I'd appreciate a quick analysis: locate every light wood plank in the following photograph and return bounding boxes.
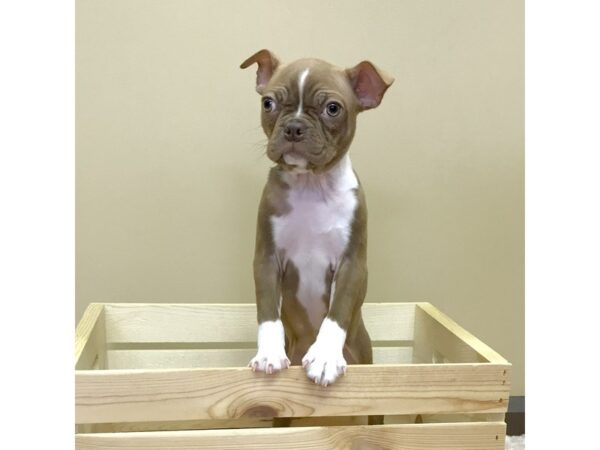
[373,346,413,364]
[416,303,509,364]
[107,349,256,369]
[76,422,506,450]
[364,302,416,341]
[106,347,414,369]
[87,418,272,433]
[76,364,509,424]
[104,304,257,344]
[103,303,416,344]
[386,413,506,424]
[75,303,106,370]
[413,304,511,376]
[83,412,505,433]
[86,416,367,433]
[413,305,481,364]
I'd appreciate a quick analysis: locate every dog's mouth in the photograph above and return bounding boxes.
[282,147,307,167]
[267,138,335,173]
[277,155,311,173]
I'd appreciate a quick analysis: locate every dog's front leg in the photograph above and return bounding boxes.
[302,255,367,386]
[249,243,290,374]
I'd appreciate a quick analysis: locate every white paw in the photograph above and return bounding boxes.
[249,348,290,374]
[302,344,347,386]
[302,317,348,386]
[249,320,290,374]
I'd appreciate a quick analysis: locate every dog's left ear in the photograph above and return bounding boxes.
[240,49,280,94]
[346,61,394,110]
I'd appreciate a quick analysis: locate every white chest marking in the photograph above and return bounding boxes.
[271,155,358,328]
[295,68,310,118]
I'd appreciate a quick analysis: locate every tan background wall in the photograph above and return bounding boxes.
[76,0,524,395]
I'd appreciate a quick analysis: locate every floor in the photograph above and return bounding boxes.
[505,435,525,449]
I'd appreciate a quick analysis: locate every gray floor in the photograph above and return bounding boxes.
[505,435,525,449]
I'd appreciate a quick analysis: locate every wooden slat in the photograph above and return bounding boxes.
[75,422,506,450]
[364,303,415,341]
[413,303,511,369]
[373,346,413,364]
[416,303,509,364]
[81,412,505,433]
[107,349,256,370]
[75,303,106,370]
[386,413,506,424]
[106,346,414,370]
[413,305,482,364]
[85,418,273,433]
[104,304,257,344]
[76,364,510,424]
[103,303,416,344]
[85,416,367,433]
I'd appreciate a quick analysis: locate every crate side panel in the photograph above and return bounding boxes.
[106,346,414,370]
[83,412,505,433]
[107,349,256,369]
[385,413,506,424]
[104,303,416,344]
[76,422,506,450]
[75,304,106,370]
[416,303,508,364]
[104,304,258,344]
[76,364,510,424]
[364,303,416,341]
[413,305,488,364]
[86,416,367,433]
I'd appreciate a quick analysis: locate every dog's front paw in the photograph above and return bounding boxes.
[249,320,289,374]
[249,348,290,374]
[302,344,347,386]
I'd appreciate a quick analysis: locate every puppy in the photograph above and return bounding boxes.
[242,49,393,387]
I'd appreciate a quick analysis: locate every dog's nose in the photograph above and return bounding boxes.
[284,120,306,142]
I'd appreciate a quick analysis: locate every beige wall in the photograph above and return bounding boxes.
[76,0,524,395]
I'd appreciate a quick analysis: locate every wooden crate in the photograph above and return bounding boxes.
[75,302,511,449]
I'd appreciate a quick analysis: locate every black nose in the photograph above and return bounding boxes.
[284,120,307,142]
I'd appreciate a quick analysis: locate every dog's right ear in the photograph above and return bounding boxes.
[240,49,280,94]
[346,61,394,110]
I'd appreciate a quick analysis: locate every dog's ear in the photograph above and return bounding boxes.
[346,61,394,110]
[240,49,280,94]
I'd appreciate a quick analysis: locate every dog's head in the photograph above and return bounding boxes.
[241,50,393,173]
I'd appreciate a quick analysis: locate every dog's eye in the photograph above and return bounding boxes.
[326,102,341,117]
[262,97,275,112]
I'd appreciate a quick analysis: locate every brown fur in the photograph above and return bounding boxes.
[243,50,393,370]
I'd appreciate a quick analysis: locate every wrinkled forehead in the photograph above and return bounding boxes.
[266,58,356,105]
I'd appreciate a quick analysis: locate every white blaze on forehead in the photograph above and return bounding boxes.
[295,68,310,117]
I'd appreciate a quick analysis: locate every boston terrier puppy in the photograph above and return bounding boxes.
[242,50,393,387]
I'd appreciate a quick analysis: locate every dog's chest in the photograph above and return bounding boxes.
[271,174,358,327]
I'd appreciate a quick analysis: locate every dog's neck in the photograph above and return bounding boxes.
[279,154,358,197]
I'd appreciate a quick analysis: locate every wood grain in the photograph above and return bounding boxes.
[106,346,414,369]
[85,416,366,433]
[76,364,510,424]
[103,303,416,344]
[416,303,508,364]
[75,422,506,450]
[83,412,505,433]
[75,301,511,450]
[75,303,106,370]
